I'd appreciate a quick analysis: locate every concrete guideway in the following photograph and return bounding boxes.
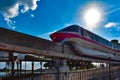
[0,42,112,63]
[0,27,117,63]
[0,27,120,80]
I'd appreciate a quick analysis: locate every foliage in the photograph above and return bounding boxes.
[67,61,96,70]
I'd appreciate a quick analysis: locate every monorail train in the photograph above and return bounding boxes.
[50,25,120,61]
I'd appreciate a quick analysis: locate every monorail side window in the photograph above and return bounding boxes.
[78,27,81,36]
[99,37,104,44]
[106,41,110,47]
[98,37,102,44]
[108,42,113,48]
[101,39,106,45]
[94,35,99,42]
[83,30,91,39]
[118,45,120,50]
[79,27,84,36]
[88,32,94,40]
[113,44,118,50]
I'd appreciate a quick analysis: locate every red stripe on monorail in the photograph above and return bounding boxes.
[50,32,120,52]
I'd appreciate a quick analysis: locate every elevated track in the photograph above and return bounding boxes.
[0,27,120,80]
[0,27,119,63]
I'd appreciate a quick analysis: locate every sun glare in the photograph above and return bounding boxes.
[83,7,102,29]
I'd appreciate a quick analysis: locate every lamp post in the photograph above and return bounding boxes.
[16,59,19,75]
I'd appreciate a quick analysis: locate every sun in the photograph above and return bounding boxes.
[83,7,102,29]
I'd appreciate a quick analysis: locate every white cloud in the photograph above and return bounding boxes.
[38,30,56,40]
[30,14,35,17]
[0,0,40,29]
[20,0,39,13]
[4,18,16,29]
[104,22,118,28]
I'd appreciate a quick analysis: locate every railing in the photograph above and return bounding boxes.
[1,66,120,80]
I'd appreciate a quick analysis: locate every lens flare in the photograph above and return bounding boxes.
[82,3,103,30]
[84,8,101,26]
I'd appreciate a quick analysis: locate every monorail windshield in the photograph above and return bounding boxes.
[59,25,78,32]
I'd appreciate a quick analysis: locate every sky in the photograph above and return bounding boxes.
[0,0,120,70]
[0,0,120,41]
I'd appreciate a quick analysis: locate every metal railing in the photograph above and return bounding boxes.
[1,66,120,80]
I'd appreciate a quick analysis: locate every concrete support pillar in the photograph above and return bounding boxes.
[32,61,34,80]
[59,59,70,80]
[25,61,26,74]
[50,58,70,80]
[9,52,14,76]
[32,61,34,74]
[59,59,69,72]
[16,62,19,75]
[20,61,22,75]
[108,58,111,80]
[40,61,42,73]
[50,58,60,80]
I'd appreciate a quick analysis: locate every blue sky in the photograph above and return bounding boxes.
[0,0,120,41]
[0,0,120,70]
